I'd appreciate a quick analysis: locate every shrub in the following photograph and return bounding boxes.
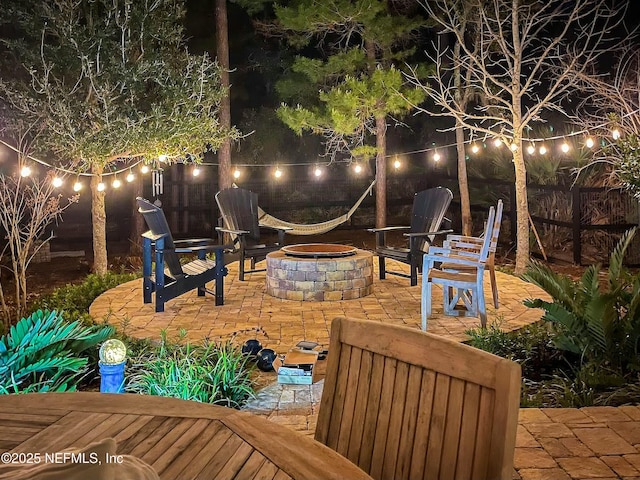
[33,272,137,324]
[126,330,255,408]
[0,309,114,394]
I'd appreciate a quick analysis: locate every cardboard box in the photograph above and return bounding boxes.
[275,349,318,385]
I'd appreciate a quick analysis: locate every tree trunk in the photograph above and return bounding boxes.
[455,121,471,235]
[375,113,387,228]
[129,175,145,256]
[216,0,232,192]
[91,164,108,274]
[512,138,529,275]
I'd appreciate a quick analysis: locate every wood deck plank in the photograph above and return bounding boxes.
[169,421,232,479]
[210,440,254,479]
[151,417,211,475]
[251,459,280,480]
[199,432,246,478]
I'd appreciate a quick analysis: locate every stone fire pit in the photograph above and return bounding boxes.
[266,244,374,301]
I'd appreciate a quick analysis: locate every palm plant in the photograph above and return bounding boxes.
[0,309,114,393]
[522,228,640,373]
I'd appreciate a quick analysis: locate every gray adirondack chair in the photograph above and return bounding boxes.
[368,187,453,286]
[137,197,229,312]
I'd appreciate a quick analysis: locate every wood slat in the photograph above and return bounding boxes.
[471,387,495,479]
[199,433,246,478]
[455,382,482,480]
[116,415,169,454]
[172,421,234,479]
[113,415,156,444]
[439,377,466,480]
[369,357,397,480]
[394,365,423,480]
[336,346,362,455]
[424,373,451,478]
[358,352,385,473]
[210,439,254,479]
[347,349,373,464]
[151,417,211,475]
[272,470,293,480]
[382,360,409,480]
[143,418,197,464]
[235,450,268,479]
[325,344,352,450]
[408,369,436,480]
[251,458,280,480]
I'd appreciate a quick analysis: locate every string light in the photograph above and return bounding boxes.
[314,166,323,177]
[493,138,502,148]
[52,176,63,188]
[158,154,168,163]
[140,164,150,174]
[20,165,31,177]
[73,176,82,192]
[233,168,241,179]
[192,166,201,177]
[510,143,518,152]
[612,128,621,140]
[560,141,570,153]
[539,145,548,155]
[433,151,441,162]
[471,144,480,154]
[274,166,282,178]
[354,163,362,174]
[126,170,135,182]
[112,177,122,189]
[97,182,106,192]
[393,159,401,169]
[585,137,595,148]
[527,144,536,155]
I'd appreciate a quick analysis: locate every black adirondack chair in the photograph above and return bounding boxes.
[368,187,453,286]
[215,187,291,281]
[137,197,230,312]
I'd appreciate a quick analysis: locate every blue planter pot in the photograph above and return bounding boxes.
[99,361,125,393]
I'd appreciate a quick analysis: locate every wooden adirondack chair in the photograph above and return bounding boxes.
[215,187,291,281]
[442,199,504,309]
[368,187,453,286]
[137,198,229,313]
[421,205,496,330]
[316,317,521,480]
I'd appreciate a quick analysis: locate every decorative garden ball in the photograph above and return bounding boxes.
[242,339,262,356]
[256,349,277,371]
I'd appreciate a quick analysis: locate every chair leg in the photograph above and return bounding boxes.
[421,276,432,331]
[239,259,245,281]
[476,275,487,328]
[378,256,386,280]
[410,261,418,287]
[490,266,499,309]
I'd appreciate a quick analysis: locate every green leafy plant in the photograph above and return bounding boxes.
[0,309,114,394]
[126,330,255,408]
[33,272,137,324]
[522,227,640,372]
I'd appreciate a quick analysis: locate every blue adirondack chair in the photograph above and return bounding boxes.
[421,204,496,330]
[137,198,230,313]
[368,187,453,286]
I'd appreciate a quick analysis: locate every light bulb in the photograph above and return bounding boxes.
[20,165,32,177]
[233,169,241,179]
[97,182,106,192]
[539,145,548,155]
[433,152,441,162]
[585,137,595,148]
[493,138,502,148]
[192,167,201,177]
[612,129,621,140]
[471,144,480,154]
[314,167,322,177]
[140,165,150,174]
[99,339,127,365]
[527,144,536,155]
[158,154,168,163]
[126,172,135,182]
[274,168,282,178]
[393,159,401,169]
[354,164,362,174]
[73,181,82,192]
[510,143,518,152]
[561,142,570,153]
[112,178,122,188]
[52,177,63,188]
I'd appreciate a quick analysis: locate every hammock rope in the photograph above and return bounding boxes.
[256,179,376,235]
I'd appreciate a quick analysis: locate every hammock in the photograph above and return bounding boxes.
[256,179,376,235]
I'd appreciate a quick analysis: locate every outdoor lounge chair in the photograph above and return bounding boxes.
[368,187,453,286]
[316,317,521,480]
[441,199,504,309]
[215,187,291,280]
[137,197,229,313]
[421,204,496,330]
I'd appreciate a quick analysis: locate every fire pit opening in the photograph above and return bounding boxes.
[266,244,373,301]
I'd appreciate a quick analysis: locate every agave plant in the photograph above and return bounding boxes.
[522,228,640,373]
[0,309,114,393]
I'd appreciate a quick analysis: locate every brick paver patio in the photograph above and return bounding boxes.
[90,259,640,480]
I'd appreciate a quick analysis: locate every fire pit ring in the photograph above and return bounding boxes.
[281,243,357,258]
[266,244,373,301]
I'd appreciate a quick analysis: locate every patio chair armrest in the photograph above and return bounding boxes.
[177,244,233,254]
[367,226,410,232]
[142,230,170,242]
[423,252,484,269]
[403,229,453,238]
[444,239,484,250]
[216,226,250,236]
